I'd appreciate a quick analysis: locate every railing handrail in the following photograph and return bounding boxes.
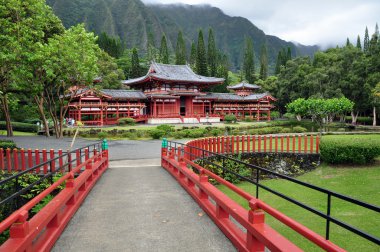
[166,135,380,247]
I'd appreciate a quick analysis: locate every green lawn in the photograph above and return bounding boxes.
[217,163,380,251]
[0,131,36,136]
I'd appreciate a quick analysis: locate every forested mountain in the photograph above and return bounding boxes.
[46,0,319,70]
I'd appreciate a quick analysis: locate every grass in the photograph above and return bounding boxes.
[0,131,36,136]
[217,163,380,251]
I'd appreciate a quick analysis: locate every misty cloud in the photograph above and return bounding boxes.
[143,0,379,47]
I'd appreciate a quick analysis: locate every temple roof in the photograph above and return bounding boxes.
[227,82,261,90]
[101,89,146,100]
[122,62,225,86]
[197,92,275,101]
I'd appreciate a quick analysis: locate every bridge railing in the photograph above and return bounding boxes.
[0,142,109,251]
[162,135,380,251]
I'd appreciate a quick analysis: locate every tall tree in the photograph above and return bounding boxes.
[259,43,268,80]
[364,26,370,53]
[0,0,63,136]
[346,38,351,47]
[356,35,362,50]
[243,37,255,83]
[275,50,283,75]
[130,48,141,78]
[97,32,124,58]
[207,28,217,77]
[196,29,208,75]
[159,34,169,64]
[96,51,125,89]
[175,31,186,65]
[146,31,158,62]
[189,42,197,69]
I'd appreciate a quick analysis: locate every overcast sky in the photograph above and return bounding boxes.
[143,0,379,48]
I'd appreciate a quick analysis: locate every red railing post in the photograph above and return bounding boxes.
[247,135,251,153]
[275,136,278,153]
[236,136,240,153]
[247,200,265,251]
[76,149,81,167]
[253,136,256,152]
[6,149,11,173]
[231,136,235,154]
[13,149,19,171]
[242,136,245,153]
[68,150,72,172]
[27,149,33,169]
[281,136,284,152]
[221,137,225,153]
[20,149,26,171]
[213,137,217,153]
[9,210,29,239]
[0,148,4,171]
[50,149,55,173]
[258,136,261,152]
[35,149,40,173]
[85,148,89,161]
[217,137,221,153]
[292,136,296,153]
[263,136,267,152]
[304,135,308,153]
[269,135,273,152]
[42,149,48,174]
[287,136,290,152]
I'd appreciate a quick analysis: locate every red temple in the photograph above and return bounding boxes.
[67,62,276,125]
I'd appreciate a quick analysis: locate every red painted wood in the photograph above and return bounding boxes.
[258,136,261,152]
[287,136,290,152]
[236,136,240,153]
[28,149,33,169]
[13,149,19,171]
[231,136,235,154]
[21,149,26,171]
[247,136,251,152]
[50,150,55,173]
[292,136,296,153]
[263,136,267,152]
[76,149,81,167]
[310,136,314,153]
[252,136,256,152]
[0,149,4,171]
[304,135,308,153]
[298,135,301,153]
[43,149,48,174]
[316,136,320,153]
[35,149,40,173]
[242,136,245,153]
[217,137,221,153]
[58,150,63,173]
[221,137,225,153]
[281,136,284,152]
[269,136,272,152]
[275,136,278,153]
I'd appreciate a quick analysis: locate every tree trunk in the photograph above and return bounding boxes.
[373,106,377,126]
[296,115,301,121]
[34,95,50,137]
[351,111,359,125]
[1,95,13,137]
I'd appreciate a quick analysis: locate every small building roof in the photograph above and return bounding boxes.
[101,89,146,100]
[122,62,225,86]
[227,81,261,90]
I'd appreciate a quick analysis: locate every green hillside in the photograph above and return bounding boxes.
[46,0,319,70]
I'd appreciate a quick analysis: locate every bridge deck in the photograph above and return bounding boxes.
[52,159,235,251]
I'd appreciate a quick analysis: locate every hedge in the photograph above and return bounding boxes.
[0,121,38,133]
[0,140,17,150]
[320,135,380,164]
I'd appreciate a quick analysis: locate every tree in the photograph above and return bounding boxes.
[346,38,351,47]
[373,83,380,126]
[356,35,362,50]
[243,37,255,83]
[196,29,208,76]
[146,31,158,62]
[259,43,268,80]
[96,51,125,89]
[175,31,186,65]
[97,32,124,58]
[189,41,197,69]
[40,24,100,138]
[0,0,64,136]
[364,26,370,53]
[130,48,141,78]
[207,28,217,76]
[159,34,169,64]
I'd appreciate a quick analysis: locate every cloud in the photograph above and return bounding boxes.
[142,0,380,47]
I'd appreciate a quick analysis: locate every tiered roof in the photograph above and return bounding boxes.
[122,62,224,86]
[197,92,275,102]
[227,82,261,90]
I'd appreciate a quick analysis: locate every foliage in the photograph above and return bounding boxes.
[243,37,255,83]
[0,140,17,150]
[292,126,307,133]
[95,51,125,89]
[320,135,380,164]
[175,31,186,65]
[224,114,237,123]
[159,34,169,64]
[130,47,141,78]
[149,129,166,139]
[345,116,372,125]
[156,124,174,136]
[97,131,108,139]
[207,28,217,76]
[0,121,38,133]
[259,43,268,80]
[96,32,124,58]
[196,29,208,76]
[31,194,54,214]
[117,118,136,126]
[270,111,280,119]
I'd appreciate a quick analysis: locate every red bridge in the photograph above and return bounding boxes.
[0,135,379,251]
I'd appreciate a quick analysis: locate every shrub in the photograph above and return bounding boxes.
[224,114,237,123]
[270,111,281,119]
[0,121,38,133]
[150,129,166,139]
[345,116,372,125]
[117,118,136,125]
[156,124,174,136]
[283,113,295,119]
[0,140,17,149]
[320,135,380,164]
[281,127,292,133]
[97,131,108,140]
[292,126,308,133]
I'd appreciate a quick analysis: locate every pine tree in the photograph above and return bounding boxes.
[259,43,268,80]
[190,41,197,69]
[159,34,169,64]
[207,28,217,77]
[175,31,186,65]
[286,47,292,61]
[346,38,351,47]
[130,48,140,78]
[147,31,158,62]
[356,35,362,49]
[243,37,255,83]
[275,50,283,75]
[196,29,208,75]
[364,26,370,53]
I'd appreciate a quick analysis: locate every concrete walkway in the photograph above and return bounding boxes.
[52,159,235,251]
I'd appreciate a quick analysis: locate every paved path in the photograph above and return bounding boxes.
[4,136,234,251]
[52,160,235,251]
